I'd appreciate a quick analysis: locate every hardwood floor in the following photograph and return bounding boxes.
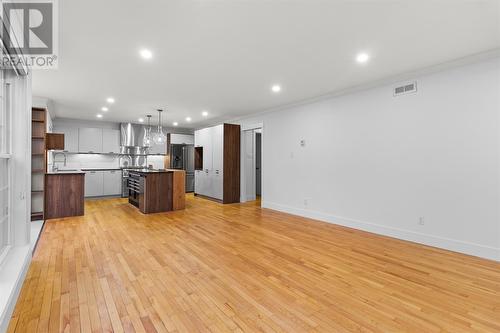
[8,194,500,332]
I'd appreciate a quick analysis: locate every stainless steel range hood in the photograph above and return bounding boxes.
[120,122,169,155]
[120,123,149,155]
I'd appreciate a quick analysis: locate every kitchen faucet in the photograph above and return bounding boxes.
[52,152,67,171]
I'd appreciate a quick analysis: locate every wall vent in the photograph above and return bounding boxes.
[394,82,417,96]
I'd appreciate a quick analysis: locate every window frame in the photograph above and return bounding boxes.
[0,75,13,264]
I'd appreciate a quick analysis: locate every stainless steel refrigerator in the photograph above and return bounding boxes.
[170,144,195,192]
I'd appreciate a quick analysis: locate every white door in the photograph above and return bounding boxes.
[204,168,213,198]
[55,126,78,152]
[102,129,120,154]
[200,127,212,173]
[102,170,122,196]
[243,130,256,201]
[194,169,203,194]
[85,171,104,197]
[79,128,103,153]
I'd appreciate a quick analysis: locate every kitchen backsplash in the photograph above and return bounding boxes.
[50,153,166,170]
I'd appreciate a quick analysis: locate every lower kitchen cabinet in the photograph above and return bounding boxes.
[84,170,103,197]
[103,170,122,196]
[85,170,122,197]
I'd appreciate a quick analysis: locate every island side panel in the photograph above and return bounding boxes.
[45,174,85,219]
[143,172,173,213]
[171,170,185,210]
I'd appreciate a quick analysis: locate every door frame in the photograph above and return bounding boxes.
[240,123,263,203]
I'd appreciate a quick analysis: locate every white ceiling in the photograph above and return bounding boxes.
[33,0,500,128]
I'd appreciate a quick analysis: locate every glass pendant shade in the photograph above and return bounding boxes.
[153,109,166,145]
[143,115,153,147]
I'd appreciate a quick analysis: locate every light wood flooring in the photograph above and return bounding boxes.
[8,194,500,332]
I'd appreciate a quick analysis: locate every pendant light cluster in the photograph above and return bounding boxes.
[143,109,166,147]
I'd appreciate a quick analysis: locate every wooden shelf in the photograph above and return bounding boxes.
[32,107,47,222]
[31,212,44,221]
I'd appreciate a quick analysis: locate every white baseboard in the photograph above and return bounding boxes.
[0,246,32,333]
[262,201,500,262]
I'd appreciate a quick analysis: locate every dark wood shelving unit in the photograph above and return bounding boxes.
[31,107,47,221]
[194,146,203,170]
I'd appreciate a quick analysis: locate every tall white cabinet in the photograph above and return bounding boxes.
[194,123,240,203]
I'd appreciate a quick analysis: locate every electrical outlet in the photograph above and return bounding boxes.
[418,217,425,225]
[303,198,308,206]
[300,139,306,147]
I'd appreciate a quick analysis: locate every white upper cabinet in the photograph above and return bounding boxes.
[54,126,78,152]
[199,127,212,172]
[212,125,223,173]
[78,128,103,153]
[149,141,167,154]
[170,133,194,145]
[102,129,120,154]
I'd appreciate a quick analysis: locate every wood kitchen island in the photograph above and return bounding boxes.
[127,169,185,214]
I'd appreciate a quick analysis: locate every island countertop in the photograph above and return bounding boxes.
[46,170,86,175]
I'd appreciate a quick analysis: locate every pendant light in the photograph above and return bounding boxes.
[143,115,153,147]
[153,108,166,145]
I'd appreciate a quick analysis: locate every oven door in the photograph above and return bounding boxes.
[128,173,141,207]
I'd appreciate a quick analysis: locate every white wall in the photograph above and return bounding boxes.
[234,57,500,261]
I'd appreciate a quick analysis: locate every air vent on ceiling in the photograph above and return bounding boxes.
[394,82,417,96]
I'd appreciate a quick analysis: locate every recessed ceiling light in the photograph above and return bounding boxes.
[271,84,281,93]
[139,48,153,60]
[138,118,144,123]
[106,97,115,104]
[202,111,208,117]
[101,106,109,112]
[96,114,103,118]
[173,122,178,126]
[185,117,191,122]
[356,52,370,64]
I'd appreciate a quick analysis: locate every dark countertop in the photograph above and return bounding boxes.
[46,170,86,175]
[80,168,122,171]
[127,169,173,174]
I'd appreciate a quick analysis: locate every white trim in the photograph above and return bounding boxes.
[240,125,263,203]
[262,201,500,262]
[0,246,32,333]
[241,122,263,131]
[0,154,10,159]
